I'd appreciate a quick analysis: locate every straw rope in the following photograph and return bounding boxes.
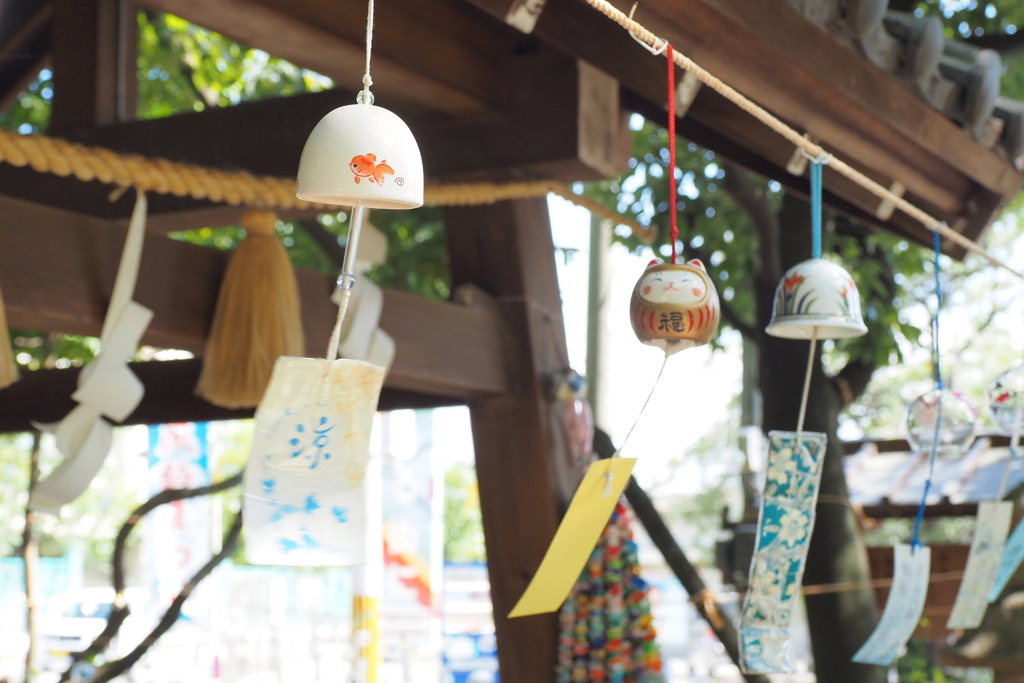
[582,0,1024,281]
[0,128,656,243]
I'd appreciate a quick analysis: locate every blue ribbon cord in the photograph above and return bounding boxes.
[911,232,944,552]
[811,161,823,260]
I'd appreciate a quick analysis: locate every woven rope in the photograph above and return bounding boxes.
[581,0,1024,280]
[0,129,655,244]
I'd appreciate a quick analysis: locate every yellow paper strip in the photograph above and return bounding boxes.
[508,457,637,618]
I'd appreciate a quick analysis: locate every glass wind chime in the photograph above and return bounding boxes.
[739,156,869,674]
[986,366,1024,605]
[242,0,424,566]
[852,233,982,665]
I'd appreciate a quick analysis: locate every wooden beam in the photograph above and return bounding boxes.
[637,0,1021,199]
[443,198,573,683]
[50,0,136,131]
[60,49,624,182]
[0,1,51,111]
[0,195,509,400]
[0,359,463,433]
[623,89,955,252]
[134,0,516,116]
[463,0,1022,250]
[0,47,625,226]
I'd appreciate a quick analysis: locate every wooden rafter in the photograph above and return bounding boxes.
[465,0,1024,252]
[133,0,517,116]
[0,0,51,112]
[0,195,510,400]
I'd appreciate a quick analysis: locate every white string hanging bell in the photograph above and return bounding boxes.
[295,0,422,211]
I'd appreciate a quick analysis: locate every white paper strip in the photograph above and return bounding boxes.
[853,544,930,666]
[243,356,385,566]
[990,516,1024,602]
[947,501,1013,629]
[30,192,152,514]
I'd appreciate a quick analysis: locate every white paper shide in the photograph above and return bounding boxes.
[243,356,385,566]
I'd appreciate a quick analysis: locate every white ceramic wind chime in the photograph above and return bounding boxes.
[739,156,869,675]
[241,0,423,566]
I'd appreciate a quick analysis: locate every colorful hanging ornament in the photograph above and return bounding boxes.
[765,160,867,341]
[630,258,719,354]
[983,359,1024,607]
[196,210,305,409]
[740,431,827,674]
[989,365,1024,434]
[242,0,421,566]
[855,232,955,665]
[629,45,720,356]
[765,258,868,339]
[557,496,664,683]
[742,156,862,674]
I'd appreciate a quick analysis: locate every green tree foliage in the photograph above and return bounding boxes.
[443,462,486,563]
[136,11,333,118]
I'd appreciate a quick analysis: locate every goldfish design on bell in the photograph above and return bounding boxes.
[630,258,720,355]
[349,153,394,185]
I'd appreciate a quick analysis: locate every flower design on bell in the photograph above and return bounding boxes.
[989,365,1024,435]
[765,258,868,340]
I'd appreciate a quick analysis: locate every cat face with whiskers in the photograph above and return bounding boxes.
[629,258,720,355]
[638,266,709,305]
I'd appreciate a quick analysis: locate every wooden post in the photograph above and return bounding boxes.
[443,199,574,683]
[50,0,136,132]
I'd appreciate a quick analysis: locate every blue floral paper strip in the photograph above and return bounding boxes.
[990,516,1024,602]
[740,431,826,674]
[853,544,930,666]
[947,501,1012,628]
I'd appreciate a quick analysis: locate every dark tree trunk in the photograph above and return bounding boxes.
[757,194,884,683]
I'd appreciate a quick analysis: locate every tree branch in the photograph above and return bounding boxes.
[687,244,760,341]
[720,162,781,289]
[833,358,876,406]
[92,511,244,683]
[61,473,243,682]
[964,31,1024,56]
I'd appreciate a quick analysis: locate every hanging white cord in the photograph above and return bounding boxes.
[361,0,375,97]
[795,328,818,445]
[604,351,670,495]
[325,0,375,363]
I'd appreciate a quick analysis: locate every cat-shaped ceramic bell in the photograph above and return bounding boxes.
[630,258,720,355]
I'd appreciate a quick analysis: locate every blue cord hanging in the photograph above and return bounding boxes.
[810,160,823,260]
[910,232,944,550]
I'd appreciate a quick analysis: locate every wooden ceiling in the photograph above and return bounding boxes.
[1,0,1023,423]
[2,0,1021,249]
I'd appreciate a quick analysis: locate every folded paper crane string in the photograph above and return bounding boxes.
[30,191,153,514]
